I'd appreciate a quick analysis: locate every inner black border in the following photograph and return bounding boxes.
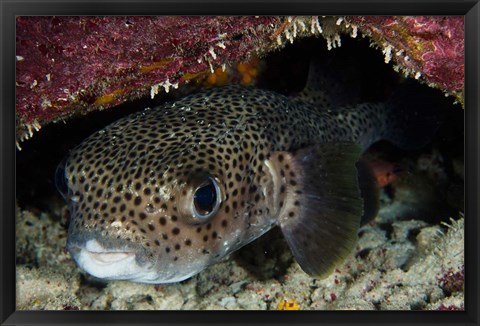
[1,1,479,325]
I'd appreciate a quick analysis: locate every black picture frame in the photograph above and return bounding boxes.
[1,1,479,325]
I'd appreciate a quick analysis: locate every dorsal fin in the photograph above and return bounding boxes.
[294,54,362,109]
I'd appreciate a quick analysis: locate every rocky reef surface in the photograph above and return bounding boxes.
[15,204,464,310]
[16,16,464,147]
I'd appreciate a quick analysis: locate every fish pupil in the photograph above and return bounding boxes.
[194,180,217,215]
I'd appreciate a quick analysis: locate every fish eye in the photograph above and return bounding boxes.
[55,157,70,199]
[193,176,221,220]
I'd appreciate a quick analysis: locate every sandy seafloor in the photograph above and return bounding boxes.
[15,37,465,311]
[15,201,465,310]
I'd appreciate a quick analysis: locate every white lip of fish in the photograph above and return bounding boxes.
[74,239,156,281]
[84,248,133,265]
[71,239,207,283]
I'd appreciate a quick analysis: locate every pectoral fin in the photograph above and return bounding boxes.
[269,142,365,278]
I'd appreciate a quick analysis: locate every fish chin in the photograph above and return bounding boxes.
[70,239,198,284]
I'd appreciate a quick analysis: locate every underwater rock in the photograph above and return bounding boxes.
[344,16,464,105]
[15,16,464,146]
[15,201,464,310]
[16,265,81,310]
[15,16,284,145]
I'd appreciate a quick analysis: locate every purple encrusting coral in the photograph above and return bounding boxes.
[436,304,464,311]
[438,265,465,295]
[345,16,464,100]
[15,16,281,142]
[15,16,464,146]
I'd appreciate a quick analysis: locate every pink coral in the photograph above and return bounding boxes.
[15,16,464,145]
[345,16,464,101]
[15,16,281,141]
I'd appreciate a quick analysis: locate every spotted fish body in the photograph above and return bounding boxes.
[58,83,440,283]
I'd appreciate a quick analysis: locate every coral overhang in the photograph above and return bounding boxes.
[15,16,464,146]
[345,16,464,101]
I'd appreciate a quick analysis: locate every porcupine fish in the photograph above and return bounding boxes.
[56,74,443,283]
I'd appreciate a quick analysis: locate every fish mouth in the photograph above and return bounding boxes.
[67,238,197,284]
[68,239,150,281]
[82,238,135,264]
[83,249,135,265]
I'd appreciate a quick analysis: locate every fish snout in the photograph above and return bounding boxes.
[67,238,157,282]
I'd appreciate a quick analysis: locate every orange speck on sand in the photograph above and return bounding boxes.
[277,298,300,310]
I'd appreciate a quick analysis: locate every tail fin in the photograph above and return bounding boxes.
[381,81,448,150]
